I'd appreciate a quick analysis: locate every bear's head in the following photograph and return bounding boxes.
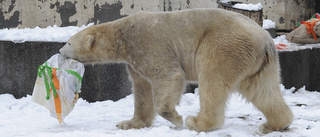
[60,24,121,64]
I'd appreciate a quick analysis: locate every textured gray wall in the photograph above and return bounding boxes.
[279,48,320,92]
[1,41,320,102]
[0,41,132,102]
[0,0,315,30]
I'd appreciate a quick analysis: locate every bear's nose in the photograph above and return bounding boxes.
[59,48,63,55]
[59,47,67,57]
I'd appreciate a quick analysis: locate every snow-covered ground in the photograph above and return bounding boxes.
[1,86,319,137]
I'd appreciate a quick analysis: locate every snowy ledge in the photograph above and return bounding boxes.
[274,35,320,52]
[0,22,319,51]
[0,23,94,43]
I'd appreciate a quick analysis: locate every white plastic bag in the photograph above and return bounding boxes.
[32,53,85,124]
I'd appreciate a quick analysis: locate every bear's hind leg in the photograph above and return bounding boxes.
[239,63,293,134]
[185,49,244,132]
[185,78,229,132]
[117,66,155,130]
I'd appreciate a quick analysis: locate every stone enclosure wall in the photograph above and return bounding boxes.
[0,41,132,102]
[1,41,320,103]
[0,0,316,30]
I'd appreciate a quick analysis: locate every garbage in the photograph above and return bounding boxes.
[276,43,288,50]
[287,13,320,44]
[32,54,85,124]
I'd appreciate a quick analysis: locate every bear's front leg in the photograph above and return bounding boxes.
[152,71,185,128]
[116,66,155,130]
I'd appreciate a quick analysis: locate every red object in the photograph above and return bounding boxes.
[302,19,320,41]
[276,43,288,50]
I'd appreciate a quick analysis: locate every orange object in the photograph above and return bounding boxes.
[276,43,288,50]
[302,18,320,41]
[50,68,63,124]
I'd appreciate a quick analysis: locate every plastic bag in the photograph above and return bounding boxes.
[32,53,85,124]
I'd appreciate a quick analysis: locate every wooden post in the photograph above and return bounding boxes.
[219,1,263,26]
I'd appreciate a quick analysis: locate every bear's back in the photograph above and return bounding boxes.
[118,8,267,42]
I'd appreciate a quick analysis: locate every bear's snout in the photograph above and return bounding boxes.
[59,44,74,59]
[59,47,67,57]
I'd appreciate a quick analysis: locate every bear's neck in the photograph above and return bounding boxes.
[96,22,130,63]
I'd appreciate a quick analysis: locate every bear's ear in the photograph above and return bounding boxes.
[86,35,94,50]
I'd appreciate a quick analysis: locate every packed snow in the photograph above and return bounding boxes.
[1,86,319,137]
[262,19,276,29]
[232,3,263,11]
[0,23,93,43]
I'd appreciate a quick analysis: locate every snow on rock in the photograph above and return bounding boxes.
[232,3,263,11]
[0,23,93,43]
[262,19,276,29]
[0,86,320,137]
[274,35,320,51]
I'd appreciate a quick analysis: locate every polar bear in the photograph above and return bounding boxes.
[60,8,293,133]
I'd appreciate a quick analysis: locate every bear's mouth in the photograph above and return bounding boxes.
[79,60,104,64]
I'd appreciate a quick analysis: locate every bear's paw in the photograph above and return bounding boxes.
[259,122,290,134]
[116,119,149,130]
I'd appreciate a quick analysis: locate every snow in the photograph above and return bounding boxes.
[220,1,263,11]
[232,3,263,11]
[1,86,320,137]
[0,23,93,43]
[262,19,276,29]
[1,21,318,51]
[274,35,320,51]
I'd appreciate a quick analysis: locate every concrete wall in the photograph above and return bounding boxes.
[235,0,315,30]
[0,0,315,30]
[1,41,320,102]
[279,48,320,92]
[0,41,132,102]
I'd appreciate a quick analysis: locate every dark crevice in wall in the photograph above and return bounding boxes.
[56,1,78,27]
[91,1,127,25]
[0,0,21,29]
[0,10,21,29]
